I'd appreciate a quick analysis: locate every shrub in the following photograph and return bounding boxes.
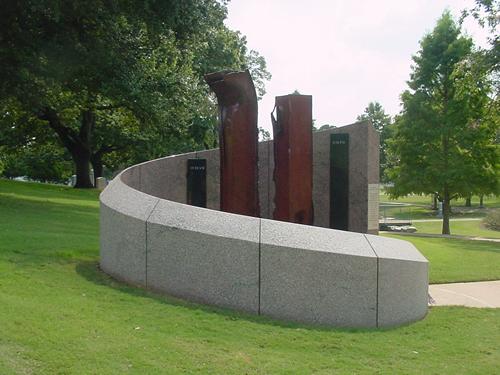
[483,209,500,231]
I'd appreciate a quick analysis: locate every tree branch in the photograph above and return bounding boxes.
[92,144,127,159]
[37,107,79,151]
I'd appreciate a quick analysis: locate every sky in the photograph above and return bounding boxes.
[224,0,491,132]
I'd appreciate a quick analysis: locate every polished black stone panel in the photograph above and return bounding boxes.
[330,134,349,230]
[187,159,207,208]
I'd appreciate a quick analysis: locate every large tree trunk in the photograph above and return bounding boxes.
[442,188,451,235]
[72,110,94,188]
[91,153,104,185]
[38,107,96,188]
[441,92,451,235]
[465,194,471,207]
[479,195,484,208]
[73,150,93,188]
[72,111,94,188]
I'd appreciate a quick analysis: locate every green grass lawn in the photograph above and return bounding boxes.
[412,220,500,239]
[383,235,500,283]
[380,193,500,220]
[380,204,431,220]
[379,192,500,208]
[1,179,500,374]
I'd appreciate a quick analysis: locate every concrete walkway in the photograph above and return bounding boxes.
[411,218,482,222]
[381,231,500,243]
[429,280,500,308]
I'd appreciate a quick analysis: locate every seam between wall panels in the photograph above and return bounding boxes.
[138,164,142,192]
[364,234,379,328]
[145,199,161,289]
[267,142,271,219]
[258,218,262,315]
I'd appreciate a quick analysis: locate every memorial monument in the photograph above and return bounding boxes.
[99,69,428,328]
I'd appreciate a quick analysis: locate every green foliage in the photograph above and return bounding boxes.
[357,102,393,182]
[0,98,73,182]
[386,11,499,234]
[462,0,499,70]
[413,219,500,238]
[258,127,271,141]
[357,102,391,132]
[1,179,500,374]
[483,209,500,230]
[384,234,500,283]
[0,0,270,186]
[316,124,336,131]
[2,146,72,184]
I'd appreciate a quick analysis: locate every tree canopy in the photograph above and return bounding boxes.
[356,102,393,182]
[0,0,270,187]
[386,11,499,234]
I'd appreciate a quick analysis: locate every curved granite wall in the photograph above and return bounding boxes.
[100,153,428,328]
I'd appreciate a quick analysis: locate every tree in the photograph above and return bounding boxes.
[1,144,73,183]
[386,11,499,234]
[461,0,499,74]
[357,102,393,182]
[459,1,500,207]
[258,127,271,141]
[453,57,500,202]
[0,97,73,183]
[312,123,336,131]
[0,0,270,187]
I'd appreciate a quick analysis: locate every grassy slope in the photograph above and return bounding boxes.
[413,220,500,239]
[380,193,500,220]
[379,193,500,208]
[383,235,500,283]
[1,179,499,374]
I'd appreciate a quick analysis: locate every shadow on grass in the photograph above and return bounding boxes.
[385,234,500,255]
[0,195,99,264]
[0,193,99,216]
[0,178,100,204]
[433,237,499,255]
[74,259,406,334]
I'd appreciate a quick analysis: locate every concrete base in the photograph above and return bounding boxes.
[260,220,378,327]
[147,200,260,313]
[100,144,428,328]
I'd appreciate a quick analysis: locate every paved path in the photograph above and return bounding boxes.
[381,231,500,243]
[429,280,500,308]
[411,218,482,222]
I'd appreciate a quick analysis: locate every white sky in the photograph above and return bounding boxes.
[225,0,490,131]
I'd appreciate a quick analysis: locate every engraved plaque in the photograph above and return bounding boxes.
[330,134,349,230]
[187,159,207,208]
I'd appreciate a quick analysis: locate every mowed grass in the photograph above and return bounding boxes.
[1,179,500,374]
[380,193,500,220]
[379,193,500,208]
[413,220,500,239]
[383,235,500,283]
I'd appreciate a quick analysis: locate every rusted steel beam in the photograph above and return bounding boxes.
[271,94,313,224]
[204,70,260,217]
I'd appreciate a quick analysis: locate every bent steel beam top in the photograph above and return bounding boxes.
[271,94,313,224]
[205,70,260,217]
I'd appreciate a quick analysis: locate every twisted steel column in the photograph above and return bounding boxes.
[271,94,313,224]
[205,70,260,217]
